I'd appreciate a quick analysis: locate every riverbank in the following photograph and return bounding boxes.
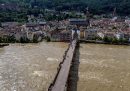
[80,40,130,46]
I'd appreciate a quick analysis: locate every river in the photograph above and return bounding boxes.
[0,42,68,91]
[0,42,130,91]
[78,44,130,91]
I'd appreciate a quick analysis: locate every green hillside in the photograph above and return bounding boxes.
[0,0,130,14]
[0,0,130,22]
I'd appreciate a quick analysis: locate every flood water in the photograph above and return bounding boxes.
[1,42,130,91]
[78,44,130,91]
[0,42,67,91]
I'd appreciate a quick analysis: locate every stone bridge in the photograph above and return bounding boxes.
[48,38,80,91]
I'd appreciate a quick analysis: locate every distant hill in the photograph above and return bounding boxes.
[0,0,130,15]
[0,0,130,22]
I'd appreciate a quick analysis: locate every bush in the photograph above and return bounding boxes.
[45,36,51,42]
[8,35,16,43]
[103,36,112,43]
[20,37,30,43]
[112,37,119,44]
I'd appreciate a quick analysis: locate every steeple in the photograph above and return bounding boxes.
[86,7,90,20]
[113,7,117,16]
[86,7,90,26]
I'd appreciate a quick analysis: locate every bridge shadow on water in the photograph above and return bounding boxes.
[67,42,80,91]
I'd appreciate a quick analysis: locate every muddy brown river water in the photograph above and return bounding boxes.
[0,42,67,91]
[78,44,130,91]
[0,42,130,91]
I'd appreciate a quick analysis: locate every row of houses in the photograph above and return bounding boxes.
[0,16,130,43]
[0,22,48,42]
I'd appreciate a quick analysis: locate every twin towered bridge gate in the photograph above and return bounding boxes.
[48,38,79,91]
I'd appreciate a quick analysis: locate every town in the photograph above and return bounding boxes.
[0,8,130,45]
[1,1,130,91]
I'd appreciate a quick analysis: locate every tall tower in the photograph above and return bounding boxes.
[113,7,117,17]
[86,7,90,26]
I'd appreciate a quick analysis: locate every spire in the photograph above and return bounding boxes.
[113,7,117,16]
[86,7,90,26]
[86,7,90,17]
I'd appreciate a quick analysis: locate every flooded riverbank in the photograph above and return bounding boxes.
[0,42,67,91]
[78,44,130,91]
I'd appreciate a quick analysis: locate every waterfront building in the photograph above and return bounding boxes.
[104,32,115,38]
[21,22,46,42]
[124,33,130,40]
[115,33,124,40]
[85,29,98,40]
[80,28,86,39]
[50,29,71,42]
[97,32,105,39]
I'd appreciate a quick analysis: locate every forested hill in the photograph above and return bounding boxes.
[0,0,130,15]
[0,0,130,22]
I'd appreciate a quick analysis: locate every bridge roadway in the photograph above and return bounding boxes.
[48,39,78,91]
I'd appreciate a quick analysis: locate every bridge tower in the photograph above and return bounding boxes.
[72,28,80,40]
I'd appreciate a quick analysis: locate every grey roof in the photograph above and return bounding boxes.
[39,22,47,25]
[1,22,19,27]
[26,23,38,27]
[26,22,46,27]
[69,19,89,26]
[69,19,86,22]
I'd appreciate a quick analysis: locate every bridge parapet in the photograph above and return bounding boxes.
[48,39,78,91]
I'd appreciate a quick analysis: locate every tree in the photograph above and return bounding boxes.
[103,36,112,43]
[33,34,39,43]
[119,38,124,43]
[0,0,130,22]
[45,36,50,42]
[112,37,119,44]
[8,35,16,43]
[0,37,3,42]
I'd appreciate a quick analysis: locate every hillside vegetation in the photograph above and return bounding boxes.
[0,0,130,22]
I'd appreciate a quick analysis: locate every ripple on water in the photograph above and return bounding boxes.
[79,71,112,84]
[46,57,59,62]
[32,71,49,77]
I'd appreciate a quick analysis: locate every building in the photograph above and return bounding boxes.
[50,30,71,42]
[115,33,124,40]
[21,22,45,42]
[25,22,46,31]
[124,34,130,40]
[125,19,130,27]
[97,32,105,39]
[85,29,98,40]
[69,19,89,27]
[104,32,115,38]
[0,26,27,42]
[80,29,86,39]
[1,22,20,28]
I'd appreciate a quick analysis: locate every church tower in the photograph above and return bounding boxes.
[86,7,90,26]
[113,7,117,17]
